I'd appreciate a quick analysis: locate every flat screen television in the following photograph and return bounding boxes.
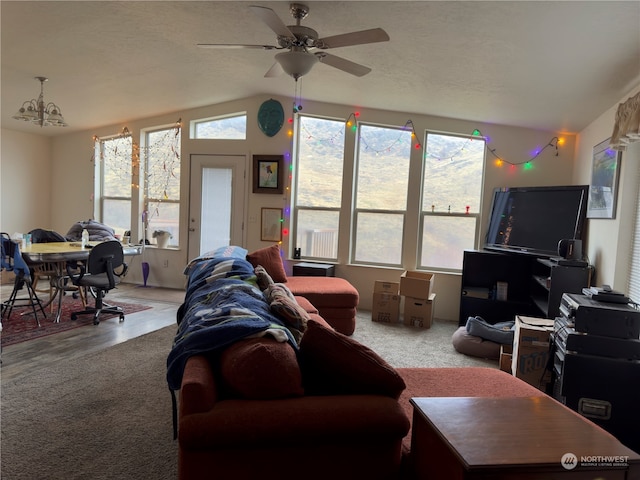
[484,185,589,258]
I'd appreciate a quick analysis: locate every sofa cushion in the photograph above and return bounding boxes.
[219,337,304,399]
[299,319,406,399]
[247,244,288,283]
[285,276,359,308]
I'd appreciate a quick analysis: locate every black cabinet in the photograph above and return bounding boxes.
[530,258,591,318]
[459,250,591,326]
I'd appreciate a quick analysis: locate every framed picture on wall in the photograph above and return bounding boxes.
[261,208,282,242]
[587,138,621,219]
[253,155,283,194]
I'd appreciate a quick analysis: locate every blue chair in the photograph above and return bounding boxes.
[1,232,46,326]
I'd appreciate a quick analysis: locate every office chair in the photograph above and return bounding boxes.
[1,232,46,326]
[67,240,128,325]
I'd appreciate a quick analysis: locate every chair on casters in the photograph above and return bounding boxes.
[67,240,128,325]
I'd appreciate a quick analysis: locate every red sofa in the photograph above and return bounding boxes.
[177,313,546,480]
[175,246,616,479]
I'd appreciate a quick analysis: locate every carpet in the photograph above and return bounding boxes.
[1,297,152,347]
[0,311,491,480]
[1,326,177,480]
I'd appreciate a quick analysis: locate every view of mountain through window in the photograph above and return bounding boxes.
[293,116,344,259]
[292,118,486,270]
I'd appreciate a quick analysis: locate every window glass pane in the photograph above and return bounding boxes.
[147,202,179,246]
[297,116,344,208]
[194,114,247,139]
[103,199,131,237]
[357,125,411,210]
[145,126,181,246]
[295,209,339,259]
[354,212,403,265]
[420,215,477,270]
[422,133,485,213]
[102,136,132,197]
[201,167,232,253]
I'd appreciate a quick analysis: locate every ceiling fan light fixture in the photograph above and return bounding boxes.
[275,50,318,79]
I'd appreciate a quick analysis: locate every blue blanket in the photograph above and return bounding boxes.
[166,257,296,391]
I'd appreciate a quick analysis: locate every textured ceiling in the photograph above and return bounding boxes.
[2,1,639,137]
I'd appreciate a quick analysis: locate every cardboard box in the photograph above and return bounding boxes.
[511,315,554,390]
[399,271,434,299]
[372,281,400,323]
[499,344,513,373]
[403,293,436,328]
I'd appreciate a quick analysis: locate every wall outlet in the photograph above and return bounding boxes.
[163,259,169,268]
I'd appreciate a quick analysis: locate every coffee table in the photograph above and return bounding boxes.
[410,396,640,479]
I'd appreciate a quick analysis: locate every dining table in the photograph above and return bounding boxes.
[21,241,143,323]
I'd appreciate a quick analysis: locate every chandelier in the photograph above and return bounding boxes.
[12,76,68,127]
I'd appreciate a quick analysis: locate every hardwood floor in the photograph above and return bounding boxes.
[1,283,183,382]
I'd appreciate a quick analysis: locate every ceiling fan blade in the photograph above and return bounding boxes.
[315,53,371,77]
[250,5,296,40]
[197,43,279,50]
[318,28,390,49]
[264,62,284,78]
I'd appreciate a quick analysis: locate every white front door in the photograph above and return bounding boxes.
[188,154,246,260]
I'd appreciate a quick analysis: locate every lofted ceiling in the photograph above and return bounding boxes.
[2,1,639,138]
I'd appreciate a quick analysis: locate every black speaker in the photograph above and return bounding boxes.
[558,239,582,260]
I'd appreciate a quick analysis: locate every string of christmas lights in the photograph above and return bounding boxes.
[478,130,564,170]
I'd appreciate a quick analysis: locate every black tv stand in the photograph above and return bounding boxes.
[459,250,591,326]
[549,256,589,268]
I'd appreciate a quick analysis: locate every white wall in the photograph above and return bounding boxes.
[1,94,589,317]
[0,129,52,235]
[572,85,640,291]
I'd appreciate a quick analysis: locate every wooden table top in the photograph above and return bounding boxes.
[411,396,640,472]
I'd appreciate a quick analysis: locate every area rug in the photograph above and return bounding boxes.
[1,297,151,347]
[1,326,177,480]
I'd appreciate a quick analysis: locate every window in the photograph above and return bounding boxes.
[353,124,412,266]
[291,116,485,272]
[97,134,132,237]
[419,132,485,270]
[192,113,247,139]
[292,115,344,259]
[143,125,181,246]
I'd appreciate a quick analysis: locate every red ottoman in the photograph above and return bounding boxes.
[286,276,359,335]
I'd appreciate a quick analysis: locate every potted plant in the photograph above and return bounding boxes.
[152,230,172,248]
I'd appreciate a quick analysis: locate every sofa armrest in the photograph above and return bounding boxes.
[179,394,410,449]
[179,355,219,417]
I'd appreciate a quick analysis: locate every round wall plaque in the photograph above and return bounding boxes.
[257,99,284,137]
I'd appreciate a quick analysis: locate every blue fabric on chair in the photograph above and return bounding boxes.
[1,233,46,325]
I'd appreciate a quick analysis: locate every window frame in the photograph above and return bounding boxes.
[95,133,133,235]
[350,121,413,267]
[291,113,347,261]
[190,112,247,140]
[141,124,182,246]
[417,130,486,272]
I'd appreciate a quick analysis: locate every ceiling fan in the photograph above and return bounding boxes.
[198,3,390,80]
